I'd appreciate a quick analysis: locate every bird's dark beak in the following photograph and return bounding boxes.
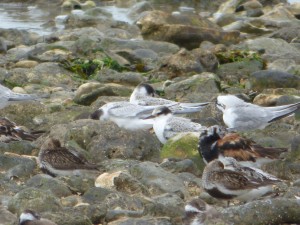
[143,115,155,120]
[90,109,102,120]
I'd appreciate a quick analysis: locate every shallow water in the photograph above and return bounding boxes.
[0,0,299,36]
[0,3,58,35]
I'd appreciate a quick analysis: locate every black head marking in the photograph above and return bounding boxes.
[154,106,172,116]
[23,209,41,220]
[139,83,155,97]
[90,109,103,120]
[198,128,221,163]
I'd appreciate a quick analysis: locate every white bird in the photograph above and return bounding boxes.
[144,106,206,144]
[130,83,210,114]
[90,101,169,131]
[216,95,300,131]
[0,84,40,109]
[19,209,58,225]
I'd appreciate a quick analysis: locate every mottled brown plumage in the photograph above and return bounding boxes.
[0,117,44,142]
[38,138,100,177]
[199,125,287,167]
[202,159,280,201]
[216,132,287,162]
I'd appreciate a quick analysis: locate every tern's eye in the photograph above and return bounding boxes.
[216,101,225,109]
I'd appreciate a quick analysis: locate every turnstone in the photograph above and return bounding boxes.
[38,138,100,177]
[198,125,287,167]
[202,159,281,202]
[19,209,57,225]
[130,83,210,114]
[0,117,44,142]
[216,95,300,131]
[144,106,206,144]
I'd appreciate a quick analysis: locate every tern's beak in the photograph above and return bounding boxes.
[143,115,155,120]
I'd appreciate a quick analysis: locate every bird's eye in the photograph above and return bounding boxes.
[216,101,225,109]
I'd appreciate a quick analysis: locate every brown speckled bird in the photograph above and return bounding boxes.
[38,138,100,177]
[202,159,280,202]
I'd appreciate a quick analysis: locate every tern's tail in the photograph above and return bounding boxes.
[173,102,210,114]
[8,93,39,102]
[179,102,210,108]
[268,101,300,123]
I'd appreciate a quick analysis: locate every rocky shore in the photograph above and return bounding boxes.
[0,0,300,224]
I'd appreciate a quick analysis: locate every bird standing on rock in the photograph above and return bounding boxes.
[144,106,206,144]
[183,197,221,225]
[198,125,287,167]
[216,95,300,131]
[202,158,281,202]
[38,138,101,177]
[19,209,58,225]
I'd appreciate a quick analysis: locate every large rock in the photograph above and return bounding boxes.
[100,37,180,55]
[164,73,221,102]
[95,170,149,195]
[269,26,300,43]
[8,187,62,215]
[26,174,73,198]
[240,37,300,63]
[94,69,146,86]
[129,161,188,197]
[159,49,204,79]
[0,28,38,46]
[73,82,133,105]
[44,119,161,163]
[136,10,240,49]
[249,70,300,91]
[217,59,264,85]
[0,206,17,225]
[0,101,47,128]
[161,133,204,172]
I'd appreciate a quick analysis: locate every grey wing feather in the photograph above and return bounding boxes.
[227,106,269,129]
[109,104,156,118]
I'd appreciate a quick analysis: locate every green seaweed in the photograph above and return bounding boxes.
[61,56,126,80]
[216,50,264,64]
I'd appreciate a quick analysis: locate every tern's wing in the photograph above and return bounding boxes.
[225,105,270,130]
[109,104,157,118]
